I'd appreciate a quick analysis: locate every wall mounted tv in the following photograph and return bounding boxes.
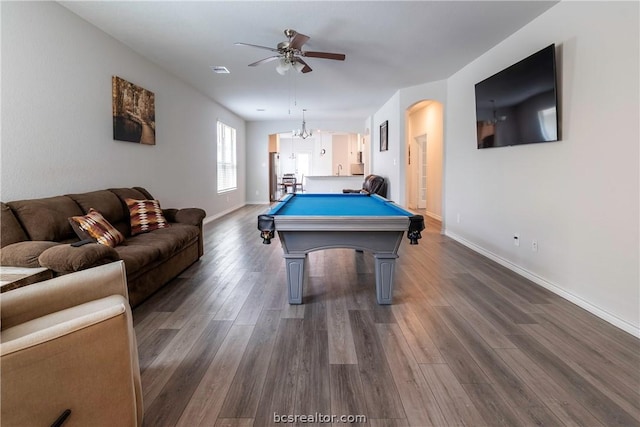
[475,44,559,149]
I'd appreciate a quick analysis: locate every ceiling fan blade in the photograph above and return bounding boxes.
[248,56,281,67]
[290,32,310,50]
[295,57,313,73]
[234,42,279,53]
[303,51,346,61]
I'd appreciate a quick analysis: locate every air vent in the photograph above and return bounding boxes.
[210,66,230,74]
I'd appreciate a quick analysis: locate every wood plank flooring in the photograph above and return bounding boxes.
[133,204,640,426]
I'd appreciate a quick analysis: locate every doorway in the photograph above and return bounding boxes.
[405,100,443,221]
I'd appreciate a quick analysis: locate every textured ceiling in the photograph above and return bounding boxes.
[61,1,557,122]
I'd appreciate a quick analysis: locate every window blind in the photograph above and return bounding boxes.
[217,121,237,193]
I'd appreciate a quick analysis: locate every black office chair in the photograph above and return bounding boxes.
[343,174,387,198]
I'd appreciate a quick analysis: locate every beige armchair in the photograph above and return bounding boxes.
[1,261,143,426]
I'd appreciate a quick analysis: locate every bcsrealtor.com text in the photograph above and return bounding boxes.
[273,412,367,424]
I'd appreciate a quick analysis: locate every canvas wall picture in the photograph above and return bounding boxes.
[380,120,388,151]
[112,76,156,145]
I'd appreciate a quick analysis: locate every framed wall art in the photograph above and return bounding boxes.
[112,76,156,145]
[380,120,388,152]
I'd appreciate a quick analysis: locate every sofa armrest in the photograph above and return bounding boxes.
[172,207,206,226]
[1,261,129,330]
[0,241,61,268]
[162,208,179,222]
[38,243,120,275]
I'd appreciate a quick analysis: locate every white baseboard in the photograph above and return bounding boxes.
[445,230,639,338]
[425,211,442,221]
[203,203,247,225]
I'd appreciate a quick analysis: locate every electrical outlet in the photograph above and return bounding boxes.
[532,240,538,252]
[456,213,461,223]
[513,233,520,247]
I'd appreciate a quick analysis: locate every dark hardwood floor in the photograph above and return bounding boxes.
[133,204,640,426]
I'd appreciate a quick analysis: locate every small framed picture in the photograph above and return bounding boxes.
[380,120,388,151]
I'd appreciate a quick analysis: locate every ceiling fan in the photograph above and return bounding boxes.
[235,29,346,74]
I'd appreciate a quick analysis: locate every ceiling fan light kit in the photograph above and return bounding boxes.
[276,57,306,75]
[236,28,346,75]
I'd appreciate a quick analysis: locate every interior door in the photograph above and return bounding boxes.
[415,135,427,209]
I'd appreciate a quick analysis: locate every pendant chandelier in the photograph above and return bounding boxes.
[293,109,312,139]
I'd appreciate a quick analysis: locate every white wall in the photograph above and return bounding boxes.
[445,2,639,335]
[246,119,363,203]
[331,134,350,176]
[371,92,402,201]
[1,2,245,219]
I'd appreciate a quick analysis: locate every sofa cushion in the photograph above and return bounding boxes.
[69,209,125,248]
[1,203,29,248]
[124,223,199,259]
[1,241,61,267]
[132,187,155,200]
[125,199,170,236]
[113,242,162,276]
[67,190,126,226]
[108,188,151,205]
[7,196,83,242]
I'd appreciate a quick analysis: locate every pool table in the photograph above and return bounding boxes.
[257,193,424,304]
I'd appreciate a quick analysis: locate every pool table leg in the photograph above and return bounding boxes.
[374,254,399,304]
[284,254,306,304]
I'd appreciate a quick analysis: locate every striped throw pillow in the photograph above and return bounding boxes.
[125,198,170,236]
[69,208,125,247]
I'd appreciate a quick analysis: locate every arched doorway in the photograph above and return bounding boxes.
[405,100,444,222]
[268,131,365,201]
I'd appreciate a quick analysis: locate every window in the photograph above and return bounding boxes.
[217,121,237,193]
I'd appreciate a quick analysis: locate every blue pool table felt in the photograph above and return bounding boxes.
[270,193,413,217]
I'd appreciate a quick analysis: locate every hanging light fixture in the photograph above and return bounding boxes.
[293,109,312,139]
[276,51,306,75]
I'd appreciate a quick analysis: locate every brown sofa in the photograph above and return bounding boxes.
[0,187,206,307]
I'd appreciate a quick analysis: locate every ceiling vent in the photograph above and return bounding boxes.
[210,66,230,74]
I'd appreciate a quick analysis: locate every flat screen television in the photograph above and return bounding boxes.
[475,44,559,149]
